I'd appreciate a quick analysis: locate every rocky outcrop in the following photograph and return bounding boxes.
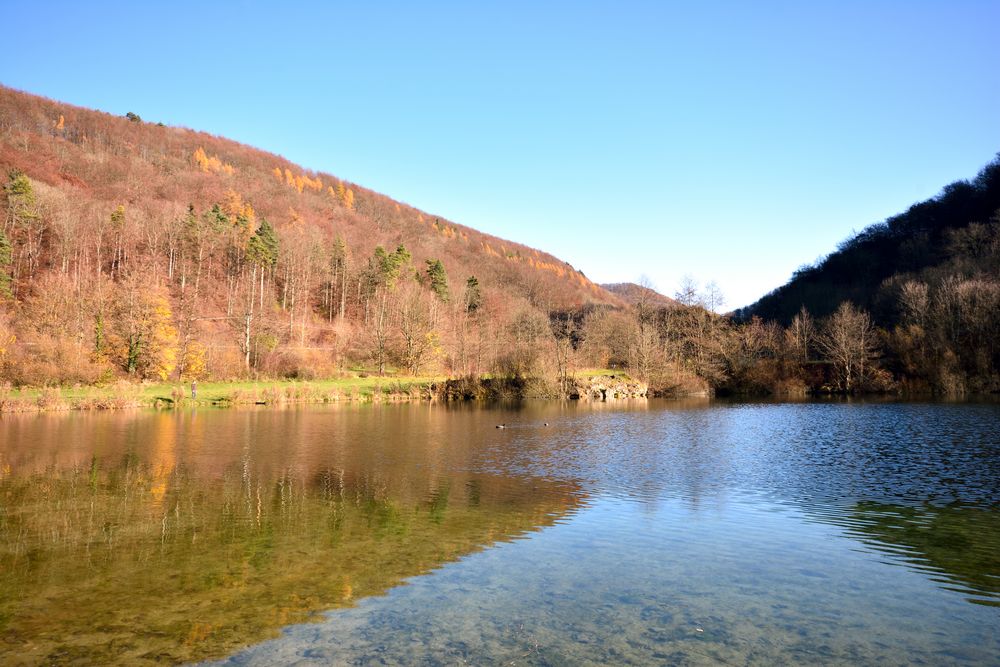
[566,375,647,400]
[436,374,647,401]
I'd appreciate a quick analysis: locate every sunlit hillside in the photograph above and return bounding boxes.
[0,85,620,384]
[601,282,678,309]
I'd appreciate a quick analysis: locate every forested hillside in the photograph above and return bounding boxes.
[0,85,619,385]
[740,156,1000,325]
[737,154,1000,394]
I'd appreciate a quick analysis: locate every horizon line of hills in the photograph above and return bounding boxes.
[1,84,998,395]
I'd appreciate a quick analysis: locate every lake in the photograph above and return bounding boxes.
[1,399,998,665]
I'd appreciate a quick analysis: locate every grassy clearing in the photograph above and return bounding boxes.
[0,375,446,413]
[573,368,633,379]
[0,369,633,413]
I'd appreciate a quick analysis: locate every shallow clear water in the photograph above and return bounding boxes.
[1,399,998,665]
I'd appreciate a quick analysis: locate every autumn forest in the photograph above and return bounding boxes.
[1,85,999,399]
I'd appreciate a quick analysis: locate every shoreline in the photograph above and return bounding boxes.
[0,371,651,413]
[0,376,442,413]
[4,375,986,415]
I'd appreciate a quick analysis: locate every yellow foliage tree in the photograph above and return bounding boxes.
[223,190,241,217]
[0,318,14,365]
[180,341,207,380]
[223,190,255,224]
[55,115,65,130]
[193,147,234,175]
[0,314,14,381]
[193,147,209,170]
[148,295,179,380]
[109,282,179,380]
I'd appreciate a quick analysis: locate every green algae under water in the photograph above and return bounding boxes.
[1,400,998,665]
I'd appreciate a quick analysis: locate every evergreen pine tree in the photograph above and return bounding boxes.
[464,276,482,314]
[425,259,449,302]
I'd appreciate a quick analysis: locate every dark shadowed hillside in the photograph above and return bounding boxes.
[739,155,1000,326]
[730,154,1000,394]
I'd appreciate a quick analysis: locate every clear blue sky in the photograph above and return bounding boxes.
[4,1,1000,308]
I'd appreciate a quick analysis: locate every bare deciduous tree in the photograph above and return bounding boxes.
[786,306,815,362]
[817,302,878,393]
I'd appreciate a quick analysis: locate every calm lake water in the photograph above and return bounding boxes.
[1,399,998,665]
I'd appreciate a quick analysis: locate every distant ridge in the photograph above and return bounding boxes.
[601,282,678,308]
